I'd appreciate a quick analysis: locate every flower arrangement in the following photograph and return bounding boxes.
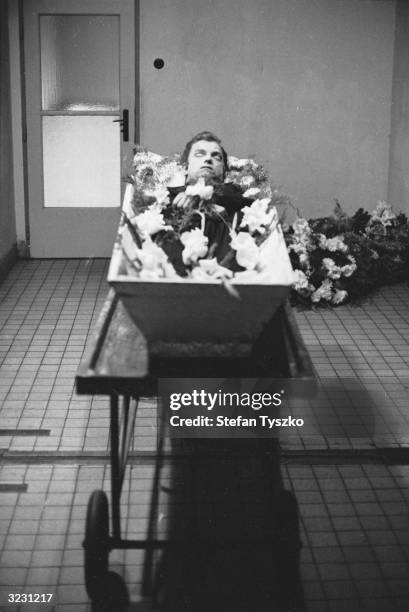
[285,200,409,306]
[123,149,292,287]
[121,149,409,307]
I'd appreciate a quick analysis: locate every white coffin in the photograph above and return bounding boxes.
[108,183,294,344]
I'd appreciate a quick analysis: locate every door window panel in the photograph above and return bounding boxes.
[40,15,120,111]
[42,116,120,207]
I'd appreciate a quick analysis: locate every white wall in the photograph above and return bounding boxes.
[388,0,409,216]
[140,0,395,218]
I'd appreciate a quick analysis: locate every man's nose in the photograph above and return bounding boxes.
[204,155,213,165]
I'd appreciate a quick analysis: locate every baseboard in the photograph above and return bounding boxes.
[0,243,18,284]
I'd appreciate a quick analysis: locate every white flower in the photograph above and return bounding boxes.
[180,228,208,264]
[134,151,163,165]
[293,218,312,238]
[132,152,165,185]
[341,262,356,277]
[292,269,310,291]
[228,156,248,169]
[299,252,310,266]
[322,257,341,280]
[322,256,356,280]
[243,187,261,198]
[135,204,171,236]
[136,238,176,279]
[157,161,185,186]
[227,155,240,167]
[319,235,348,253]
[240,175,255,187]
[382,213,395,227]
[288,218,313,269]
[228,156,258,170]
[190,258,233,281]
[240,198,274,234]
[230,231,259,270]
[332,289,348,305]
[311,279,333,303]
[132,162,159,183]
[185,178,214,200]
[165,167,187,187]
[288,242,307,256]
[370,201,396,227]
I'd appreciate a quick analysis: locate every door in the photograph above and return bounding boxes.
[24,0,135,257]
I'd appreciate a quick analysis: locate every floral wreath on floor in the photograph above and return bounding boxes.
[124,148,292,288]
[285,213,358,306]
[284,200,409,307]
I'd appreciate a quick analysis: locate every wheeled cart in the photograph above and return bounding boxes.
[76,290,315,611]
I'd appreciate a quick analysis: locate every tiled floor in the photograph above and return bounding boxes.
[0,260,409,610]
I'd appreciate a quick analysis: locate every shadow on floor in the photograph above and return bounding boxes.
[141,439,305,612]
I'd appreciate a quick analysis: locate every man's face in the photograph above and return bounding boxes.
[186,140,225,183]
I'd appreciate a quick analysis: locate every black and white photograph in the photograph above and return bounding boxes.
[1,0,409,610]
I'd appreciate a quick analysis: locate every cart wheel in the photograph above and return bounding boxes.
[105,571,129,611]
[89,571,128,612]
[84,490,110,602]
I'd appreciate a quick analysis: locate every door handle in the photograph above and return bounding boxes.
[113,109,129,142]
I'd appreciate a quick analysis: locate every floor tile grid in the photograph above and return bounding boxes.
[1,261,409,454]
[52,260,109,453]
[285,464,362,608]
[0,260,110,454]
[0,461,156,611]
[288,285,409,448]
[280,395,401,448]
[62,260,110,454]
[0,262,78,391]
[0,463,127,611]
[2,460,409,610]
[282,464,409,611]
[17,261,95,452]
[0,262,408,612]
[78,461,409,610]
[1,464,55,607]
[53,464,90,609]
[124,461,409,611]
[295,285,409,380]
[0,261,59,412]
[0,262,72,450]
[0,260,45,327]
[1,261,78,341]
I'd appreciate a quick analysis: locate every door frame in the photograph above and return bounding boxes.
[8,0,28,257]
[8,0,139,258]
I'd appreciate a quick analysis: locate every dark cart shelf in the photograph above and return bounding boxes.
[75,289,316,609]
[77,290,316,394]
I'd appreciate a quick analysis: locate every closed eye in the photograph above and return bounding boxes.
[194,149,222,161]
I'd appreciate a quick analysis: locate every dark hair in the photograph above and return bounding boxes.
[181,131,228,173]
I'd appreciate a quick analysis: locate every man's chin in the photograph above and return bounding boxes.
[187,172,223,185]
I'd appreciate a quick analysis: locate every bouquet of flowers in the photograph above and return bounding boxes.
[364,201,409,285]
[285,200,409,306]
[285,212,357,306]
[122,149,292,288]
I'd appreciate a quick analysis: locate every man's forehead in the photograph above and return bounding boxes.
[190,140,222,153]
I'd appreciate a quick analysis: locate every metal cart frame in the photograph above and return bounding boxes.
[75,290,315,609]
